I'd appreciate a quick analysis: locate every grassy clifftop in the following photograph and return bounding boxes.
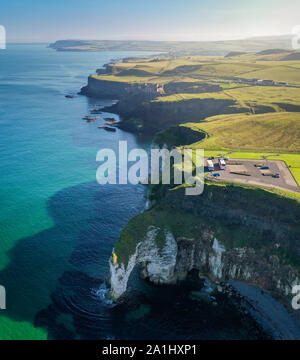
[184,112,300,153]
[153,110,300,183]
[153,86,300,112]
[107,50,300,302]
[93,50,300,85]
[88,51,300,136]
[114,182,300,269]
[90,51,300,181]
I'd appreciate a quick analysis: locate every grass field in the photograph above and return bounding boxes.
[179,112,300,184]
[154,86,300,112]
[93,52,300,188]
[93,50,300,87]
[241,65,300,85]
[186,112,300,152]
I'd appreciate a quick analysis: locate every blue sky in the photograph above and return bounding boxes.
[1,0,300,42]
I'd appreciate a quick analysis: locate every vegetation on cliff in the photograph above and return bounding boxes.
[85,50,300,140]
[100,49,300,307]
[154,125,206,148]
[114,182,300,269]
[76,49,300,280]
[183,112,300,153]
[92,50,300,86]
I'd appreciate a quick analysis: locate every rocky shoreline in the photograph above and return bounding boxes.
[79,76,244,136]
[229,281,300,340]
[106,183,300,339]
[193,279,300,339]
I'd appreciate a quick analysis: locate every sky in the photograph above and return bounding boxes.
[1,0,300,42]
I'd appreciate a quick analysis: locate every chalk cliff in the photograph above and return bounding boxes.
[109,226,178,299]
[109,225,300,301]
[108,184,300,303]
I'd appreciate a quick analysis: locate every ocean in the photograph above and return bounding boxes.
[0,43,266,339]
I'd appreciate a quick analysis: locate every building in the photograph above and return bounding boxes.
[256,79,275,86]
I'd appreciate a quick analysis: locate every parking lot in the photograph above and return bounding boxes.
[206,158,300,193]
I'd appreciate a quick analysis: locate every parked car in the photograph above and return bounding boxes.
[212,172,221,177]
[260,166,269,170]
[272,173,280,178]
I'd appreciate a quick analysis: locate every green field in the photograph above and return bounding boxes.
[93,51,300,189]
[177,112,300,184]
[93,50,300,87]
[241,64,300,85]
[154,86,300,112]
[185,112,300,152]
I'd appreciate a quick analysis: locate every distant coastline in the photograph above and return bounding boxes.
[49,35,293,56]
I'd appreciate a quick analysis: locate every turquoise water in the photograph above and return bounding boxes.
[0,44,152,339]
[0,44,267,340]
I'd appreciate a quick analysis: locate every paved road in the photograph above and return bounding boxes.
[206,158,300,194]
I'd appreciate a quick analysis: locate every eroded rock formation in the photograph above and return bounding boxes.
[109,225,300,301]
[108,184,300,302]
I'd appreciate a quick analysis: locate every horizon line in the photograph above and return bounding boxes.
[6,33,292,44]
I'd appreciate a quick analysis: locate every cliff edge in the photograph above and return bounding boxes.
[108,183,300,305]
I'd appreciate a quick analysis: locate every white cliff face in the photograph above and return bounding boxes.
[138,226,178,283]
[209,238,225,279]
[109,247,139,300]
[109,226,300,303]
[109,226,178,299]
